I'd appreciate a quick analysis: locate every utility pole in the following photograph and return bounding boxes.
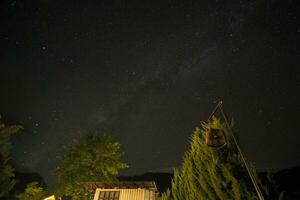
[207,101,265,200]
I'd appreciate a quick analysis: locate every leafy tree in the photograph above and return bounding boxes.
[0,117,23,197]
[54,132,128,200]
[164,117,267,200]
[16,182,45,200]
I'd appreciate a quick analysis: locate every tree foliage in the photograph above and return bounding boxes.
[16,182,45,200]
[0,117,23,197]
[54,132,128,200]
[163,117,266,200]
[157,189,173,200]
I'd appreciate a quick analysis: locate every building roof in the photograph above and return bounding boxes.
[79,181,158,192]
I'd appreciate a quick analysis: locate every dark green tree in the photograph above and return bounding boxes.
[0,117,23,198]
[54,132,128,200]
[16,182,46,200]
[164,117,266,200]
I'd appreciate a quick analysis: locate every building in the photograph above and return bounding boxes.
[43,195,56,200]
[81,181,158,200]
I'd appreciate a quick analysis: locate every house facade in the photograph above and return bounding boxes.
[82,181,158,200]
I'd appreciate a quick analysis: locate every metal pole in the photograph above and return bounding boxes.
[208,101,265,200]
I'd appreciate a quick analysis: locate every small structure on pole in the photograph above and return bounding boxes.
[205,126,227,148]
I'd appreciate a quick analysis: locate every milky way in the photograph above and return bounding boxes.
[0,0,299,183]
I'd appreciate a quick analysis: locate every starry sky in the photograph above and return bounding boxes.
[0,0,299,184]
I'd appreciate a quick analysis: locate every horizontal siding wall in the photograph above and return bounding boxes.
[120,189,145,200]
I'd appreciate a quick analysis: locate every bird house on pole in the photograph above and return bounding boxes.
[205,127,227,148]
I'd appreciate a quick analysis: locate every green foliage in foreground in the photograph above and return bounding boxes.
[54,132,128,200]
[160,117,266,200]
[0,117,23,197]
[16,182,46,200]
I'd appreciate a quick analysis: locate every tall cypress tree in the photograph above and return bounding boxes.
[164,117,265,200]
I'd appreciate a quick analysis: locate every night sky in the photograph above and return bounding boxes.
[0,0,299,184]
